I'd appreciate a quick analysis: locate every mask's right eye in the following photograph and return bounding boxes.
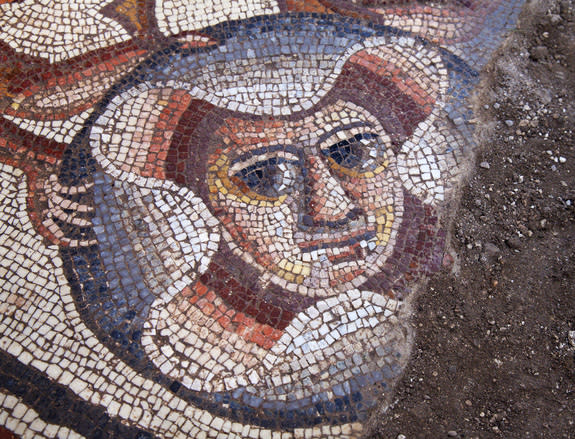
[230,157,298,198]
[227,150,301,199]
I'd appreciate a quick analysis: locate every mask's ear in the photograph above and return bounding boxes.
[90,85,193,182]
[347,38,464,205]
[85,83,220,301]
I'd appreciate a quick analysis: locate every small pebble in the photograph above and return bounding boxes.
[483,242,501,257]
[505,236,522,249]
[518,119,530,127]
[480,161,490,169]
[549,14,562,24]
[530,45,549,61]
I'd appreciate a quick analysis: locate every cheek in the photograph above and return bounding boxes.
[211,194,295,247]
[212,196,255,240]
[342,172,398,212]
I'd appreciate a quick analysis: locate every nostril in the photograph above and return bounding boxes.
[329,209,362,227]
[347,207,363,220]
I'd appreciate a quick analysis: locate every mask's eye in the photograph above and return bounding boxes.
[231,156,300,198]
[321,131,389,178]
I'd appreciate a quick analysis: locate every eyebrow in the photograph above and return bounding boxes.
[229,120,376,166]
[230,144,302,165]
[316,121,374,146]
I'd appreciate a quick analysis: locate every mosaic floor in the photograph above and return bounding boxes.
[0,1,526,438]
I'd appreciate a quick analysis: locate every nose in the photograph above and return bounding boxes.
[299,156,360,228]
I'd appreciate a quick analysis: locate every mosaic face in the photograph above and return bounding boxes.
[0,1,526,438]
[207,100,401,295]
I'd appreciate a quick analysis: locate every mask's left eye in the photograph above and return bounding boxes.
[323,133,378,168]
[321,130,390,178]
[231,156,301,198]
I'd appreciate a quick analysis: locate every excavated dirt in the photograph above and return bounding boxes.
[366,0,575,437]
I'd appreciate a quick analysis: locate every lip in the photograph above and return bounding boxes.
[297,229,376,252]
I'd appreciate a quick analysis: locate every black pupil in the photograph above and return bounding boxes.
[234,157,292,197]
[322,133,378,169]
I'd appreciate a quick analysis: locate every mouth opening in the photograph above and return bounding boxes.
[297,230,376,253]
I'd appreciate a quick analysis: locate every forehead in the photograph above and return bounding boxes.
[151,15,452,118]
[213,100,384,154]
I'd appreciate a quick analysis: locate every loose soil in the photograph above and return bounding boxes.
[365,0,575,437]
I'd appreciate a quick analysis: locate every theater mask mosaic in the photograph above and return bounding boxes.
[0,1,525,438]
